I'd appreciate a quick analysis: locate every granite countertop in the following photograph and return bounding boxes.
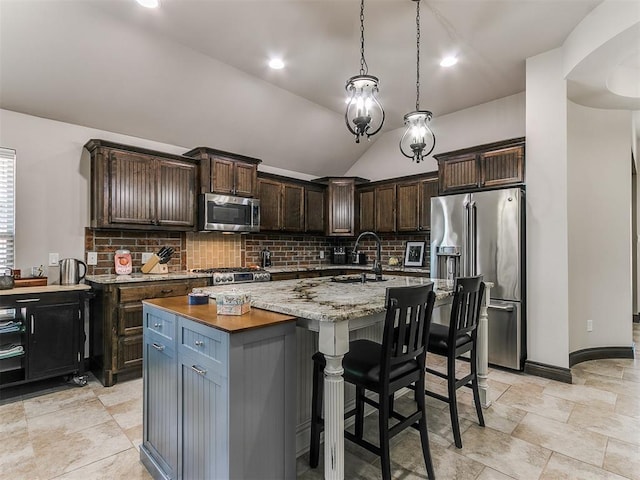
[266,265,430,275]
[142,296,296,333]
[85,271,212,285]
[0,284,92,296]
[194,275,452,322]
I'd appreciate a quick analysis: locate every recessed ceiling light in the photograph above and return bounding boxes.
[136,0,159,8]
[440,56,458,67]
[268,58,285,70]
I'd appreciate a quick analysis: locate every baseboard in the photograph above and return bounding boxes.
[569,346,635,367]
[524,360,572,384]
[633,313,639,324]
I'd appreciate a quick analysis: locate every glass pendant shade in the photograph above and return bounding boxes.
[345,75,385,143]
[399,110,435,163]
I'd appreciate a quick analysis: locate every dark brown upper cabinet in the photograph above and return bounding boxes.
[396,174,439,232]
[257,176,304,232]
[357,186,375,233]
[305,186,325,234]
[436,138,525,194]
[375,184,396,233]
[184,147,261,197]
[85,139,197,231]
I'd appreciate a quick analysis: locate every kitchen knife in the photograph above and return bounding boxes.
[159,247,174,264]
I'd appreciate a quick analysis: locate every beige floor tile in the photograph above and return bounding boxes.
[95,377,143,407]
[572,361,625,379]
[53,447,152,480]
[107,396,143,431]
[615,392,640,418]
[476,467,518,479]
[459,400,527,436]
[487,369,550,389]
[512,412,608,466]
[568,403,640,446]
[31,419,133,478]
[540,452,629,480]
[125,423,144,450]
[583,372,640,398]
[0,427,37,478]
[0,399,26,434]
[486,378,511,401]
[457,424,551,480]
[495,385,576,422]
[604,438,640,480]
[26,397,113,436]
[542,380,617,410]
[22,386,96,418]
[622,368,640,383]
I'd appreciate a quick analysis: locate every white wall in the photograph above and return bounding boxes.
[525,48,570,368]
[567,103,632,351]
[344,93,525,180]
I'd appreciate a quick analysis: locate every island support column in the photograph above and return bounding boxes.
[318,320,350,480]
[477,284,492,407]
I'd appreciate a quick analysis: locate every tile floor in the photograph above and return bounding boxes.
[1,324,638,480]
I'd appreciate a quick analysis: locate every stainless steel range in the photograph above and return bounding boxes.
[193,267,271,285]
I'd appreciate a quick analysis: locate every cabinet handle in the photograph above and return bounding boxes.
[161,289,173,294]
[16,298,40,303]
[191,365,207,376]
[154,323,162,328]
[194,340,204,347]
[31,315,35,334]
[152,343,165,351]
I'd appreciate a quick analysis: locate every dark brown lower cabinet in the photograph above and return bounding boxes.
[88,278,210,387]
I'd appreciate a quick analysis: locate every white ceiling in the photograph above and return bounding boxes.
[0,0,635,176]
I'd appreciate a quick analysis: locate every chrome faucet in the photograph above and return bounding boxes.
[353,231,383,281]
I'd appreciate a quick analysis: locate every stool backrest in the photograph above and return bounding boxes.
[450,276,485,340]
[382,284,435,375]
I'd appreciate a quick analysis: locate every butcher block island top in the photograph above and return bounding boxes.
[194,275,456,322]
[141,295,296,333]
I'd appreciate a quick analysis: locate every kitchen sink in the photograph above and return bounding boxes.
[330,275,387,284]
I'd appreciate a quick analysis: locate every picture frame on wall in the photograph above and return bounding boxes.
[404,241,426,267]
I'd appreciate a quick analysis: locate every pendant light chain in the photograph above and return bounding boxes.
[415,0,420,111]
[359,0,368,76]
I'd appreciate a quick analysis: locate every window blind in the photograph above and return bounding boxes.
[0,148,16,269]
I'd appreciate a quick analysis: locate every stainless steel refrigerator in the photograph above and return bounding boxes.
[430,187,525,370]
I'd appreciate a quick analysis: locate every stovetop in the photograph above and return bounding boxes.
[192,267,266,274]
[192,267,270,284]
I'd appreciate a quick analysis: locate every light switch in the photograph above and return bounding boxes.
[87,252,98,265]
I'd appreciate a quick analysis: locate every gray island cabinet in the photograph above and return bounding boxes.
[140,296,297,480]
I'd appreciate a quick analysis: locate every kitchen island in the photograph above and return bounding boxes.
[195,275,492,480]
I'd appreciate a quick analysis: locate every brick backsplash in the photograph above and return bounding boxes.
[84,228,186,275]
[85,228,431,273]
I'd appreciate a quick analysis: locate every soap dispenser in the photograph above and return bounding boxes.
[260,247,272,268]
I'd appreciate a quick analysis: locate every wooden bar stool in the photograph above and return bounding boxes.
[309,284,437,480]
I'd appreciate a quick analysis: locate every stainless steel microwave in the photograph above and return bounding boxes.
[198,193,260,233]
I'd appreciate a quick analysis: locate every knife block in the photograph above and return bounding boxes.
[147,263,168,274]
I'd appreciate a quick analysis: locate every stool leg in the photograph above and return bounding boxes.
[379,392,392,480]
[309,361,323,468]
[470,345,485,427]
[355,386,365,439]
[448,356,462,448]
[416,376,435,479]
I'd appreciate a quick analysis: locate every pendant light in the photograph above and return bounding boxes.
[400,0,436,163]
[345,0,385,143]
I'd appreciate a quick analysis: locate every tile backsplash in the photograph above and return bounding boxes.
[186,232,243,269]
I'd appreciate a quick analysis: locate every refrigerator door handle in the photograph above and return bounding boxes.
[463,200,470,276]
[470,200,477,276]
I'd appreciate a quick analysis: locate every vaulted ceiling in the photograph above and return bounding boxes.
[0,0,636,176]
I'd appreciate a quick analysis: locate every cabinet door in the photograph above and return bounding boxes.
[327,179,355,236]
[257,178,282,231]
[179,353,228,480]
[419,177,439,231]
[396,182,420,232]
[157,159,196,228]
[305,188,325,233]
[358,187,375,233]
[109,150,155,225]
[282,183,304,232]
[117,335,143,371]
[211,157,235,195]
[438,153,478,193]
[234,162,257,197]
[143,332,178,478]
[480,145,524,188]
[375,184,396,232]
[28,302,79,380]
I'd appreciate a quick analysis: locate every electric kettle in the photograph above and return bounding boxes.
[59,258,87,285]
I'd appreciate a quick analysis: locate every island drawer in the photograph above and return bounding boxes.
[178,318,228,376]
[144,307,176,341]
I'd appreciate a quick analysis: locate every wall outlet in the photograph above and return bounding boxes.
[48,252,59,266]
[141,252,153,264]
[87,251,98,265]
[587,319,593,332]
[319,251,325,259]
